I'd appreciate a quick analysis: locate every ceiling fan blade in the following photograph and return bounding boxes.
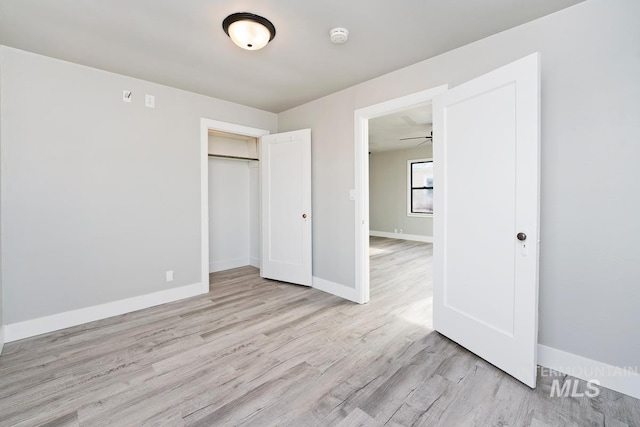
[400,131,433,141]
[399,136,427,141]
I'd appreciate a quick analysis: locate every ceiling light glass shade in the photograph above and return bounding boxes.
[223,13,276,51]
[228,20,270,50]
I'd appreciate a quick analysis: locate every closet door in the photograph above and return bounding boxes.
[261,129,312,286]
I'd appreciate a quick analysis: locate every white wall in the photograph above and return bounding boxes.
[208,157,253,272]
[0,46,277,327]
[278,0,640,370]
[369,146,433,238]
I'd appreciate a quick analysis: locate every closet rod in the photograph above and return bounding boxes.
[207,154,259,161]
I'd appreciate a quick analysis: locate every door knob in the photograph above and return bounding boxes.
[516,232,527,241]
[302,213,307,219]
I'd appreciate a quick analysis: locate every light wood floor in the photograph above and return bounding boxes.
[1,237,638,426]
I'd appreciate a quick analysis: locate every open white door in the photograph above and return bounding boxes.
[261,129,312,286]
[433,53,540,387]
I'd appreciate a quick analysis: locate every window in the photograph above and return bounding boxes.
[408,159,433,216]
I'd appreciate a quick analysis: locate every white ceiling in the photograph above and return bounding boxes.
[0,0,583,113]
[369,105,433,153]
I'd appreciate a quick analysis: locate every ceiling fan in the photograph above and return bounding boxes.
[399,131,433,146]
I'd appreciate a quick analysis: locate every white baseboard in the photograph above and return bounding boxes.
[0,325,5,355]
[312,276,360,303]
[4,281,208,343]
[370,230,433,243]
[249,257,260,269]
[538,344,640,399]
[209,257,251,273]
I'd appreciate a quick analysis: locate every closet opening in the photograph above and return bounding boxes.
[200,119,270,292]
[207,130,260,277]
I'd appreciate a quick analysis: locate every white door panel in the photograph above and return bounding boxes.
[261,129,312,286]
[433,53,540,387]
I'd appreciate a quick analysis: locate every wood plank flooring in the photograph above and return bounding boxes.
[1,237,638,426]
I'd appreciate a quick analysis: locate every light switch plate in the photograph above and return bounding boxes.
[145,94,155,108]
[123,90,132,103]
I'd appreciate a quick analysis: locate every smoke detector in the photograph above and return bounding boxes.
[330,28,349,44]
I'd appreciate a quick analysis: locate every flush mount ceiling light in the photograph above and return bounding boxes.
[222,12,276,51]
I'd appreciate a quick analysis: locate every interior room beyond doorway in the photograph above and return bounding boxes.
[367,103,434,320]
[368,104,434,244]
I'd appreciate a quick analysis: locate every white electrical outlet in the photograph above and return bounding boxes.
[145,94,155,108]
[166,270,174,282]
[123,90,132,103]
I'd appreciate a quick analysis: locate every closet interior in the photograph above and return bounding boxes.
[208,130,260,273]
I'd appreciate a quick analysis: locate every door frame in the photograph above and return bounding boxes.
[200,118,270,289]
[354,85,448,304]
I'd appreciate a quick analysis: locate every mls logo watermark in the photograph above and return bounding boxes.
[540,364,639,398]
[550,378,600,398]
